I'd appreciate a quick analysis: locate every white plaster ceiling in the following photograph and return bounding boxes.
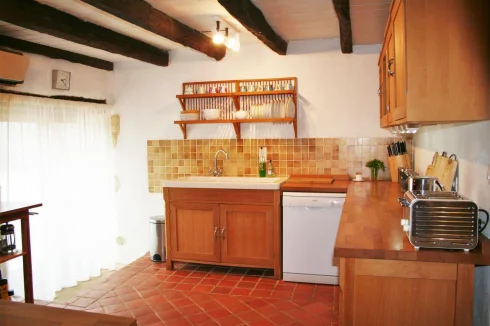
[0,0,390,64]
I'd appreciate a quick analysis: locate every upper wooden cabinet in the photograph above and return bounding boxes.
[379,0,490,127]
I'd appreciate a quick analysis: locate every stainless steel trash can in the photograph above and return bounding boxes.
[149,215,165,262]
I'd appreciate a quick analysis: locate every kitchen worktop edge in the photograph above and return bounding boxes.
[334,182,490,265]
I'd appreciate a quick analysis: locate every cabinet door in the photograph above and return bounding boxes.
[387,27,397,124]
[219,204,274,267]
[390,0,407,122]
[379,50,390,127]
[169,202,220,262]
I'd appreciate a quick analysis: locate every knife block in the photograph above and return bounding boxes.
[388,154,412,182]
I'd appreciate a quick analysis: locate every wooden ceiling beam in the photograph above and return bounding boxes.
[0,0,168,67]
[0,35,113,71]
[332,0,353,53]
[80,0,226,61]
[218,0,288,55]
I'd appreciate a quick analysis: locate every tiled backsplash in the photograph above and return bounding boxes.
[148,137,403,193]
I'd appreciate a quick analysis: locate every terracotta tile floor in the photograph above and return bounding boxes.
[36,256,339,325]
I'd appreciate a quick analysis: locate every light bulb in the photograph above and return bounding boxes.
[225,37,236,48]
[230,33,240,51]
[213,32,225,44]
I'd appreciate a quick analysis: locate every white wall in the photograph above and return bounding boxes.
[1,53,109,100]
[414,121,490,325]
[110,39,390,265]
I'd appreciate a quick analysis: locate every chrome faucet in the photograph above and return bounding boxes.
[210,149,229,177]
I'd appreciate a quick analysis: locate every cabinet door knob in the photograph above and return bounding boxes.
[388,58,395,76]
[214,227,218,239]
[221,228,226,239]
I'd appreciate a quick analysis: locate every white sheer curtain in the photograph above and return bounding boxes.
[0,94,116,301]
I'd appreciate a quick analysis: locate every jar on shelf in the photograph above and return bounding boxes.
[0,223,16,254]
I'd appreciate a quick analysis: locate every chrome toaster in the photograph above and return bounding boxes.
[398,191,478,251]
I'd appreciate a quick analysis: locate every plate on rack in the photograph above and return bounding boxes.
[287,98,295,118]
[251,104,257,118]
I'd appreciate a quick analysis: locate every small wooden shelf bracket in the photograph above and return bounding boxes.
[178,123,187,139]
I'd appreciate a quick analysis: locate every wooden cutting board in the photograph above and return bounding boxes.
[425,153,458,190]
[286,178,334,184]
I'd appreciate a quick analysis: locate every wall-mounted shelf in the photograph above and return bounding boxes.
[176,93,235,99]
[0,251,26,264]
[174,118,296,140]
[175,77,298,139]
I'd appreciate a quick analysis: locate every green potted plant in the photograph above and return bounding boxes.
[366,159,386,181]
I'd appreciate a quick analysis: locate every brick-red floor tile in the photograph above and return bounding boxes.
[237,310,263,323]
[145,294,167,305]
[268,312,295,325]
[103,303,127,314]
[215,315,244,326]
[70,297,96,308]
[165,317,193,326]
[136,312,162,326]
[52,257,339,325]
[175,283,196,291]
[99,296,122,307]
[187,312,212,324]
[155,308,183,321]
[230,288,252,296]
[151,301,175,313]
[124,298,148,310]
[177,303,204,316]
[130,305,154,318]
[119,291,141,302]
[82,289,109,299]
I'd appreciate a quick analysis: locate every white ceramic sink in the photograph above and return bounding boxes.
[162,176,288,190]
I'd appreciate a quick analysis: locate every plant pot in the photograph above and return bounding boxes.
[370,168,379,181]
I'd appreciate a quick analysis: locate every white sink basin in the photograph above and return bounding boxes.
[162,176,288,190]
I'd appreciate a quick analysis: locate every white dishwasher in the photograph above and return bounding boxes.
[282,192,346,284]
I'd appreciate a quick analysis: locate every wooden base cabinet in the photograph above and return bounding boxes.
[164,188,281,278]
[339,258,474,326]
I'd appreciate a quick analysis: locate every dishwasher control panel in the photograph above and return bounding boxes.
[282,192,346,208]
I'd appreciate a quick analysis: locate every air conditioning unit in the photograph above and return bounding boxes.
[0,48,29,86]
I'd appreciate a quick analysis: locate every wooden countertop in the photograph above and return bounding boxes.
[0,202,42,217]
[334,181,490,265]
[0,300,137,326]
[280,174,350,193]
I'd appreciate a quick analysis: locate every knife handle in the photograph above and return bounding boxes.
[393,143,399,156]
[400,141,407,154]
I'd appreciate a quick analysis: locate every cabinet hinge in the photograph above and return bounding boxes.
[405,89,408,95]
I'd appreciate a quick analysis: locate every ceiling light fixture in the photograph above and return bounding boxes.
[209,21,240,51]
